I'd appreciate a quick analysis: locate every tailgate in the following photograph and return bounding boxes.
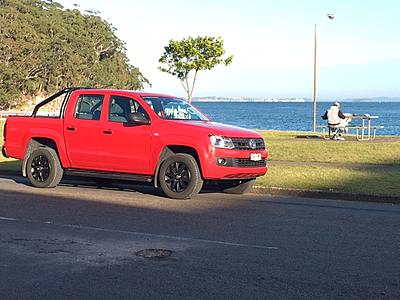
[3,116,64,160]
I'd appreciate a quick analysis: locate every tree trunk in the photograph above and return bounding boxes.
[186,70,198,103]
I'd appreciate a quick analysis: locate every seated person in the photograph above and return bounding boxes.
[322,102,352,140]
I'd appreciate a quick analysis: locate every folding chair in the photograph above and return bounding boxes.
[328,124,342,140]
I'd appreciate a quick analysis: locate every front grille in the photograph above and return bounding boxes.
[232,158,267,167]
[231,138,265,150]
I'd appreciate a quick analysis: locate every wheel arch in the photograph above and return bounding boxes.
[22,138,62,177]
[153,145,202,188]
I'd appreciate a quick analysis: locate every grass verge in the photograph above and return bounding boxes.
[256,165,400,197]
[259,130,400,165]
[256,130,400,197]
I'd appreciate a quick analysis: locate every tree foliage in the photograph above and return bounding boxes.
[0,0,149,109]
[159,36,233,103]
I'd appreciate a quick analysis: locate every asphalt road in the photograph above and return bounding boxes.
[0,173,399,299]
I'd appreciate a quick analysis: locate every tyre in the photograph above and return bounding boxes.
[220,179,256,194]
[26,147,64,188]
[158,154,203,199]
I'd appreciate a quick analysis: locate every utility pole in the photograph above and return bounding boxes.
[313,24,317,132]
[312,14,335,132]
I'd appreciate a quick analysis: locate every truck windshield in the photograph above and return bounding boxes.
[142,97,209,121]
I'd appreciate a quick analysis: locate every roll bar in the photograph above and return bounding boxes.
[32,87,93,117]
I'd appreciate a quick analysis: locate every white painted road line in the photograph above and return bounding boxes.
[64,223,279,250]
[0,216,18,221]
[0,216,278,251]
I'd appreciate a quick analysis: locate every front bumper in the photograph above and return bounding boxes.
[1,146,8,158]
[202,148,268,180]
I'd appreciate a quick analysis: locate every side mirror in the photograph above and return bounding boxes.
[127,112,151,125]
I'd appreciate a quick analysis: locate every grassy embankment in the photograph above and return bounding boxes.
[1,119,399,197]
[257,130,400,197]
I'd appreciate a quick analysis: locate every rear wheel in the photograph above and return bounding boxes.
[158,154,203,199]
[26,148,63,188]
[220,179,256,194]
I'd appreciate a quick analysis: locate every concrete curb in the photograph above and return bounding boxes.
[252,186,400,204]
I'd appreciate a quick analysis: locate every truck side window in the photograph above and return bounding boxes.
[75,95,104,120]
[109,96,149,123]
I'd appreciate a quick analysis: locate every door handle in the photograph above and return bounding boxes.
[66,127,76,131]
[103,129,113,135]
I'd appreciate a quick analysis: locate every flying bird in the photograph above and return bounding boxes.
[327,14,335,20]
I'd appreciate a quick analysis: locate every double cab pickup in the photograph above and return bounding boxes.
[2,88,268,199]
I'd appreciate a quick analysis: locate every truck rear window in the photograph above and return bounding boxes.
[75,95,104,120]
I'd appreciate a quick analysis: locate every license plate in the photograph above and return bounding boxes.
[250,153,262,161]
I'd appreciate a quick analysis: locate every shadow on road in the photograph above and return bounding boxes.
[0,168,165,197]
[0,163,230,199]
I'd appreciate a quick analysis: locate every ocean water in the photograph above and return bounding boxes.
[194,102,400,136]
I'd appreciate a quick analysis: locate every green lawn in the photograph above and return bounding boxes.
[256,165,400,197]
[1,120,399,197]
[259,130,400,165]
[256,130,400,196]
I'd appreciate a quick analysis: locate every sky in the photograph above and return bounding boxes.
[58,0,400,99]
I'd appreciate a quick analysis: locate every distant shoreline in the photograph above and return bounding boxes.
[192,100,400,103]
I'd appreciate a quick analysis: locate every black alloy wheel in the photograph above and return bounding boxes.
[30,154,50,182]
[158,154,203,199]
[164,161,191,193]
[26,147,64,188]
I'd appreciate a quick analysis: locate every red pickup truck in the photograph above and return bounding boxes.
[2,88,268,199]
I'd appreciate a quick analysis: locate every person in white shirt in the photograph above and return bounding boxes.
[322,102,352,140]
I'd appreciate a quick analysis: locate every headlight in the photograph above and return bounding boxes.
[209,135,234,149]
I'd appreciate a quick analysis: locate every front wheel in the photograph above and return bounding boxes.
[219,179,256,194]
[26,147,64,188]
[158,154,203,199]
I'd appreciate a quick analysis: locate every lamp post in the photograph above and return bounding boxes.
[313,14,335,132]
[313,24,317,132]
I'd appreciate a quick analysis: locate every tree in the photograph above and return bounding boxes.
[159,36,233,103]
[0,0,149,110]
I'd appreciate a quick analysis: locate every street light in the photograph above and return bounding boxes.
[313,14,335,132]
